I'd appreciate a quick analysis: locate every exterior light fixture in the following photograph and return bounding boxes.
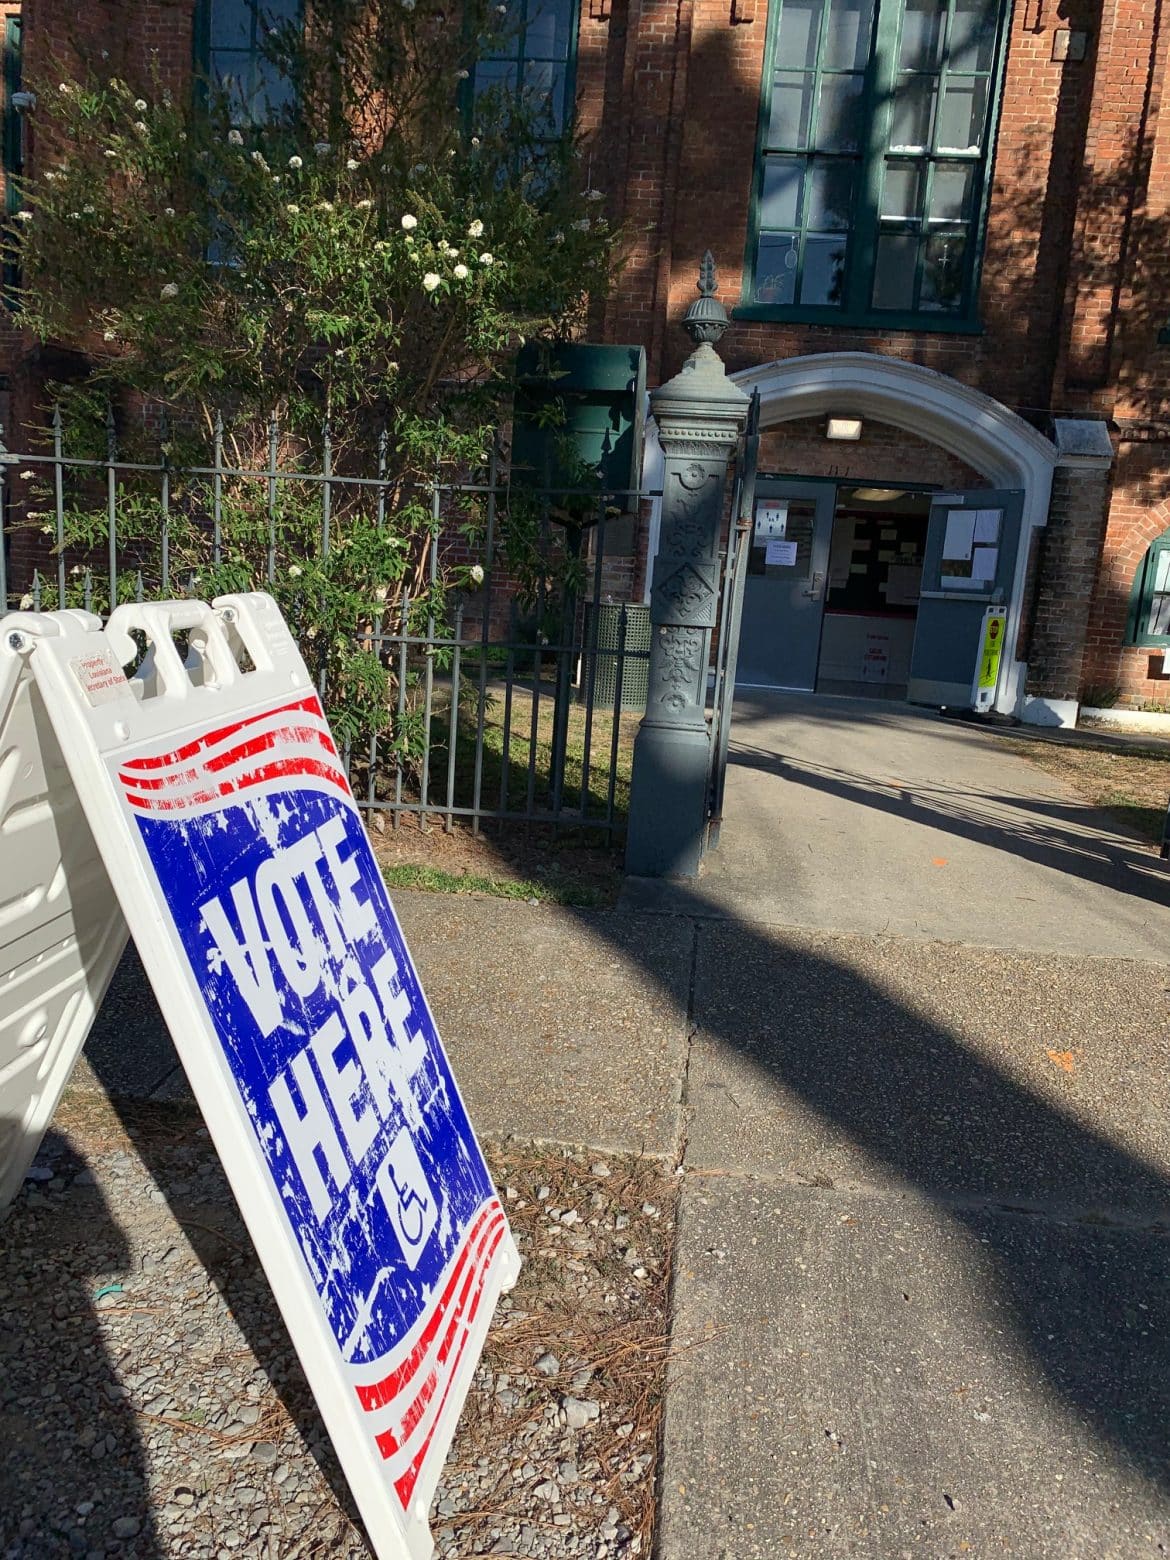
[826,417,862,441]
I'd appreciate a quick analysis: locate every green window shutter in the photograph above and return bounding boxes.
[739,0,1009,331]
[510,343,647,499]
[1127,533,1170,647]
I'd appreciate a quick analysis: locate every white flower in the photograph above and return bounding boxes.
[160,282,179,298]
[286,203,300,215]
[251,149,269,170]
[456,68,469,79]
[497,3,507,11]
[550,230,564,244]
[134,98,148,112]
[57,82,72,95]
[14,210,32,222]
[423,271,441,291]
[478,251,493,264]
[164,206,176,217]
[356,198,372,209]
[288,154,303,169]
[134,120,148,134]
[227,129,244,146]
[346,157,359,171]
[44,170,57,182]
[468,219,484,238]
[443,242,459,257]
[586,188,604,202]
[470,563,485,585]
[410,162,427,176]
[453,263,469,278]
[103,329,116,341]
[67,211,80,220]
[401,0,416,10]
[401,212,417,230]
[470,136,481,148]
[288,564,303,578]
[104,149,117,159]
[82,204,94,214]
[404,234,414,245]
[572,217,591,231]
[19,470,34,480]
[19,594,33,610]
[318,199,334,212]
[387,361,399,373]
[314,140,331,155]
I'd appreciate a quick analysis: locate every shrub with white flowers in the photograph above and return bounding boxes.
[9,0,615,747]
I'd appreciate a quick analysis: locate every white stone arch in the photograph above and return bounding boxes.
[729,352,1058,715]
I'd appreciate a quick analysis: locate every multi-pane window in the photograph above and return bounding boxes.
[745,0,1006,326]
[1128,535,1170,645]
[199,0,300,125]
[470,0,578,140]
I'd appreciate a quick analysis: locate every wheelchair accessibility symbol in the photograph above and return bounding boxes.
[376,1129,439,1271]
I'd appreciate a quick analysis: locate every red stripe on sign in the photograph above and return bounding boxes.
[355,1203,501,1413]
[391,1224,508,1509]
[122,755,348,810]
[369,1211,506,1456]
[120,696,323,771]
[203,723,339,774]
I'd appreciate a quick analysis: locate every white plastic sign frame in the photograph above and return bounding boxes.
[10,594,519,1560]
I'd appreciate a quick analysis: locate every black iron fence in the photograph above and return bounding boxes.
[0,410,656,841]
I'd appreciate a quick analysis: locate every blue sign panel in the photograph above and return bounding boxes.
[115,694,506,1510]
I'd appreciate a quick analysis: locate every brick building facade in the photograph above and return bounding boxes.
[6,0,1170,720]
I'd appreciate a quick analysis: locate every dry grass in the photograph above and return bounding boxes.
[1003,736,1170,848]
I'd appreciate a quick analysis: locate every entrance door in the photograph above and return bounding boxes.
[736,481,835,691]
[908,489,1024,707]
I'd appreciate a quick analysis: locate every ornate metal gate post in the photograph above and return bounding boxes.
[625,254,750,878]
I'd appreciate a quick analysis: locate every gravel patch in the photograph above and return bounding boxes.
[0,1093,676,1559]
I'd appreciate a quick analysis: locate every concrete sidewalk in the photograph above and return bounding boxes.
[70,694,1170,1557]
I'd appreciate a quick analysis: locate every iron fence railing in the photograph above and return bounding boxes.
[0,410,656,841]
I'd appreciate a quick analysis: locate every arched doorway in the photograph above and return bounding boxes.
[727,353,1057,714]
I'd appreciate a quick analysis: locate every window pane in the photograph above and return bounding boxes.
[251,56,294,122]
[951,0,998,71]
[1149,587,1170,637]
[807,159,854,228]
[211,0,253,48]
[889,74,936,150]
[800,233,848,303]
[816,72,865,150]
[936,76,988,152]
[761,157,804,229]
[872,233,917,308]
[524,0,574,61]
[898,0,947,69]
[769,72,815,147]
[754,233,800,305]
[920,231,966,309]
[523,59,566,129]
[881,159,925,219]
[929,163,974,220]
[777,0,825,73]
[475,58,520,103]
[824,0,874,70]
[1154,551,1170,594]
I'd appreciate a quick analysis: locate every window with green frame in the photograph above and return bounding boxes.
[469,0,579,141]
[194,0,301,125]
[1127,532,1170,647]
[740,0,1008,328]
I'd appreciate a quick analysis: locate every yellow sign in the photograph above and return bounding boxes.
[977,609,1007,693]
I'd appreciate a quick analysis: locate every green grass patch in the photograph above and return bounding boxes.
[382,861,611,908]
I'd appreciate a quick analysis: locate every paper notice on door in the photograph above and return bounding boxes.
[942,510,975,561]
[886,563,922,605]
[973,509,1002,545]
[971,545,998,581]
[765,538,798,567]
[754,502,788,542]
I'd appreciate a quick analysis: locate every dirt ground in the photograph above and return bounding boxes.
[1003,735,1170,849]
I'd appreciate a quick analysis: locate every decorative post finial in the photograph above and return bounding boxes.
[682,249,730,347]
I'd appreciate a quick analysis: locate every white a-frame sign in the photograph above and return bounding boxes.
[0,594,520,1560]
